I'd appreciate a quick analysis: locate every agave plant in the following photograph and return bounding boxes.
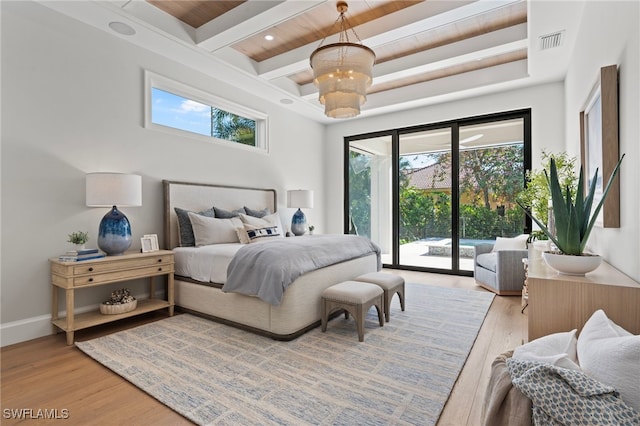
[518,154,624,256]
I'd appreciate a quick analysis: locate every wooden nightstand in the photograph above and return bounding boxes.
[50,250,175,345]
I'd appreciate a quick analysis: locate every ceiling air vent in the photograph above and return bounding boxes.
[539,31,564,50]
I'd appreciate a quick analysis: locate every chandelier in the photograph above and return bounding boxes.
[310,1,375,119]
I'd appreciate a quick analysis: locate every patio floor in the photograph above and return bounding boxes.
[380,240,476,271]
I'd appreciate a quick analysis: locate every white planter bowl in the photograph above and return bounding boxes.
[542,251,602,276]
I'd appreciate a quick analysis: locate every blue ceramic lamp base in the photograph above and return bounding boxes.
[291,208,307,236]
[98,206,133,255]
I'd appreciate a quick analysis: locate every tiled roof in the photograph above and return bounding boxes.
[404,163,478,190]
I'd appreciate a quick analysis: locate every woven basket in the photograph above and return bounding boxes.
[100,299,137,315]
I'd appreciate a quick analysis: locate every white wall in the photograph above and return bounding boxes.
[324,83,566,234]
[0,2,325,345]
[563,0,639,279]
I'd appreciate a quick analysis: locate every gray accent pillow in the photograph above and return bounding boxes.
[174,207,215,247]
[244,206,271,218]
[213,206,246,218]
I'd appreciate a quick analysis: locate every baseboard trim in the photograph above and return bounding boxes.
[1,313,55,347]
[1,290,160,347]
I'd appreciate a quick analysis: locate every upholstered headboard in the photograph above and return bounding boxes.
[163,180,277,249]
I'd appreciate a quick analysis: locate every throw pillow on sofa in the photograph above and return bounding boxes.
[513,329,580,371]
[577,309,640,412]
[491,234,528,252]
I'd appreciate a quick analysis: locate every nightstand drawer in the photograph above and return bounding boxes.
[72,254,173,276]
[73,263,174,287]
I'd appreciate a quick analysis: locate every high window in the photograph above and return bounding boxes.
[145,71,268,152]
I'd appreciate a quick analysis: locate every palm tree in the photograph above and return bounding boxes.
[210,108,256,146]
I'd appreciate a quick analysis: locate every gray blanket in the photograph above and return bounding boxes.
[223,235,381,305]
[507,358,640,426]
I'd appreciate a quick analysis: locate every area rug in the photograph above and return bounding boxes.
[76,283,494,425]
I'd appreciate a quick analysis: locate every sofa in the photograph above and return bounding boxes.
[473,235,528,296]
[482,309,640,425]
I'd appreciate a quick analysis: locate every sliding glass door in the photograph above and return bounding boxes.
[346,134,393,264]
[456,118,528,271]
[398,128,454,270]
[345,110,530,276]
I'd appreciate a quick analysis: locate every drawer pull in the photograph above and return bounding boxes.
[88,267,94,272]
[157,259,163,263]
[88,278,94,282]
[158,267,163,272]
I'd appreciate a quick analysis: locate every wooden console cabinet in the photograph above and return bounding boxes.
[50,250,175,345]
[527,257,640,341]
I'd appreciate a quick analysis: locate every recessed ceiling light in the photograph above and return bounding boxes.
[280,99,293,105]
[109,21,136,36]
[264,34,274,41]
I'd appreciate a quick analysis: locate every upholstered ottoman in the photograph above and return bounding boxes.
[321,281,384,342]
[354,272,405,322]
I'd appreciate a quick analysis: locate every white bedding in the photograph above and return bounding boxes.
[173,243,243,283]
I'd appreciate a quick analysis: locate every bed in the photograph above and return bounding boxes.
[163,180,380,340]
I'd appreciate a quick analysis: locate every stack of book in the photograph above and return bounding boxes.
[58,248,105,262]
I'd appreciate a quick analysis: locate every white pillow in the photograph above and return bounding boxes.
[187,213,242,246]
[239,212,284,237]
[492,234,528,252]
[577,309,640,412]
[235,227,250,244]
[513,329,580,370]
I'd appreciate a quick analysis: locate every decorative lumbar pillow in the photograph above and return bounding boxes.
[513,329,580,370]
[242,223,281,242]
[244,206,271,218]
[174,207,215,247]
[187,213,242,246]
[239,213,284,237]
[491,234,528,252]
[577,309,640,412]
[213,206,246,219]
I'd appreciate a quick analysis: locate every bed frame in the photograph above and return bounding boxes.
[162,180,378,340]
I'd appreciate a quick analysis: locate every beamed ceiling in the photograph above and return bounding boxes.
[39,1,584,123]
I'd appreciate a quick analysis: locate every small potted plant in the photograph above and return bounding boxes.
[308,225,315,235]
[518,154,625,275]
[67,231,89,249]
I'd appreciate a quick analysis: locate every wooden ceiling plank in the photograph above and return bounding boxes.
[294,23,528,91]
[369,49,528,94]
[196,1,324,52]
[146,1,246,29]
[234,1,423,62]
[374,1,527,63]
[361,59,529,112]
[255,0,523,81]
[255,0,469,80]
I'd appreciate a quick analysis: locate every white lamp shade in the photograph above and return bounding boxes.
[287,190,314,209]
[86,173,142,207]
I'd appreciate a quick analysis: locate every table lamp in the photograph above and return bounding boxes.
[86,173,142,255]
[287,189,313,236]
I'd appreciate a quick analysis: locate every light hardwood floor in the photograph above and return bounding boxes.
[1,271,527,425]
